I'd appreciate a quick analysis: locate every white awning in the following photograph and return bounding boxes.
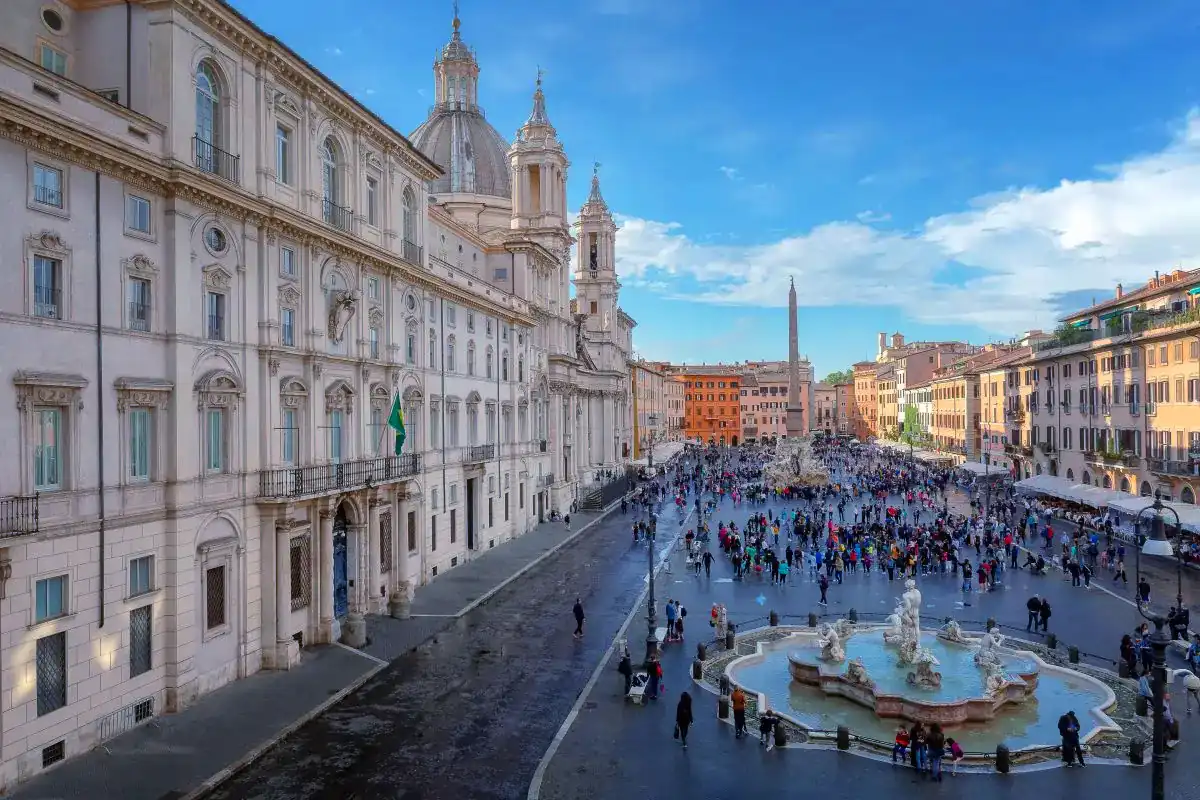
[1062,484,1127,509]
[1013,474,1077,500]
[1106,495,1200,534]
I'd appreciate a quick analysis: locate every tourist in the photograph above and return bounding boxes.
[927,723,946,781]
[947,737,964,775]
[618,648,633,696]
[1178,669,1200,716]
[1026,594,1042,631]
[731,685,748,738]
[1138,577,1151,605]
[674,691,693,749]
[1164,693,1181,744]
[647,654,662,700]
[1187,634,1200,675]
[1038,598,1052,632]
[1057,710,1084,766]
[818,573,830,606]
[1113,558,1128,584]
[759,709,779,750]
[910,721,928,771]
[1120,634,1138,677]
[892,724,910,763]
[572,598,585,639]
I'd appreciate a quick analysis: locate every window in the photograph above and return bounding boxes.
[402,187,417,244]
[446,338,456,372]
[366,276,380,300]
[281,307,295,347]
[502,352,509,382]
[204,565,226,630]
[447,305,457,327]
[486,349,494,379]
[406,327,416,364]
[205,291,225,340]
[366,177,379,226]
[34,408,61,490]
[430,402,441,448]
[467,312,475,333]
[289,536,311,610]
[281,246,296,277]
[448,405,460,447]
[129,555,154,597]
[321,138,345,227]
[369,327,379,359]
[205,409,225,472]
[204,227,227,254]
[129,605,152,677]
[126,194,151,234]
[428,331,437,368]
[39,43,67,76]
[275,124,291,184]
[35,575,68,623]
[33,163,63,208]
[128,277,151,332]
[31,255,61,320]
[195,61,222,164]
[128,408,151,481]
[281,408,298,464]
[36,633,66,717]
[370,406,384,455]
[467,342,476,376]
[328,410,344,462]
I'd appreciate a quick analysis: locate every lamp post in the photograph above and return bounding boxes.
[644,517,658,666]
[1134,494,1181,800]
[646,413,660,470]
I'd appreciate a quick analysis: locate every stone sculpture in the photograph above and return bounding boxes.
[974,627,1004,669]
[939,618,966,643]
[906,647,943,689]
[882,607,905,645]
[834,617,854,642]
[892,579,923,666]
[327,288,360,344]
[844,657,873,688]
[816,622,845,662]
[981,660,1008,695]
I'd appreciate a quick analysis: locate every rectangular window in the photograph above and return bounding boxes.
[36,632,66,716]
[35,575,68,622]
[129,555,154,597]
[366,177,379,226]
[281,408,298,464]
[467,312,475,333]
[38,44,67,76]
[281,246,296,276]
[329,410,344,462]
[504,492,510,521]
[406,331,416,364]
[447,305,457,327]
[205,291,225,341]
[126,194,151,234]
[33,163,63,208]
[128,277,151,332]
[370,407,384,455]
[33,255,61,319]
[450,509,457,544]
[206,409,225,472]
[431,515,438,551]
[281,307,295,347]
[275,125,291,184]
[367,276,380,300]
[369,327,380,358]
[204,565,226,630]
[129,605,152,677]
[34,408,61,490]
[289,536,310,610]
[407,510,417,552]
[129,408,151,481]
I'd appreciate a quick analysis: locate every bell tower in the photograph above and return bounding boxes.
[574,165,619,339]
[510,71,567,231]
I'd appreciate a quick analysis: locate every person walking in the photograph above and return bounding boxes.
[702,549,714,578]
[1026,595,1042,632]
[731,685,748,738]
[818,572,830,606]
[572,598,585,639]
[674,691,693,749]
[1038,598,1052,632]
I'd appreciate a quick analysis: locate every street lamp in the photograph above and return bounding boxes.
[1134,494,1182,800]
[645,413,661,470]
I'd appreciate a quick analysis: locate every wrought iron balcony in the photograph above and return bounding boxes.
[538,474,554,488]
[1020,445,1034,457]
[0,494,38,536]
[192,136,240,184]
[1037,441,1055,454]
[323,198,353,232]
[465,444,495,463]
[1147,458,1199,478]
[401,239,423,266]
[258,453,421,500]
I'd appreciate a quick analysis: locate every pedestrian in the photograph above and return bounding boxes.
[947,737,964,775]
[1058,710,1085,766]
[617,648,633,696]
[703,549,713,578]
[731,685,747,738]
[572,598,585,638]
[927,722,946,781]
[647,654,662,700]
[674,691,693,749]
[1026,594,1041,631]
[1038,598,1052,632]
[818,573,829,606]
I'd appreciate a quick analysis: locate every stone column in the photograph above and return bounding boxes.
[274,523,300,668]
[342,523,368,647]
[389,487,412,618]
[367,499,383,614]
[318,506,334,644]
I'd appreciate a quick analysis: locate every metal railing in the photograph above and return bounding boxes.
[322,198,353,231]
[465,444,495,463]
[401,239,423,266]
[192,136,240,184]
[1147,458,1199,477]
[259,453,421,499]
[538,474,554,488]
[96,696,155,745]
[128,301,150,332]
[0,494,38,535]
[34,185,62,207]
[33,286,61,319]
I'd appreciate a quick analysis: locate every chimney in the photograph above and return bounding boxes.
[1115,283,1123,299]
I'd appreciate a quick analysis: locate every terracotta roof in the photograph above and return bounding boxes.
[1063,268,1200,320]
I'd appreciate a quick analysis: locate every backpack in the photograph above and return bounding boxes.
[681,607,687,618]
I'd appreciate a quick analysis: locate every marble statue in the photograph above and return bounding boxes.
[892,579,923,666]
[882,606,905,645]
[327,289,360,344]
[939,619,966,643]
[981,660,1008,695]
[906,647,943,689]
[834,617,854,642]
[845,657,873,688]
[974,627,1004,669]
[816,622,845,662]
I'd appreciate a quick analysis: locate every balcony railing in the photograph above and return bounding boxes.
[401,239,423,266]
[1004,408,1025,422]
[34,185,62,207]
[323,198,353,232]
[1148,458,1200,478]
[258,453,421,500]
[1037,441,1055,454]
[0,495,38,536]
[33,286,61,320]
[465,444,495,463]
[538,474,554,488]
[1020,445,1034,457]
[128,301,150,332]
[192,136,240,184]
[1087,450,1141,468]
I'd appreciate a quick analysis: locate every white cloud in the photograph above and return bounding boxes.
[856,210,892,224]
[325,46,343,56]
[615,110,1200,334]
[719,166,740,181]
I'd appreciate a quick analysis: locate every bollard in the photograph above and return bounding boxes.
[697,642,708,662]
[718,695,730,719]
[849,608,858,624]
[1129,738,1145,765]
[1068,645,1079,664]
[719,675,731,696]
[774,722,788,747]
[1119,660,1132,679]
[725,629,736,650]
[692,659,702,680]
[836,725,850,750]
[1136,695,1149,717]
[1045,633,1058,650]
[808,612,818,628]
[769,610,779,627]
[995,744,1010,773]
[986,617,997,632]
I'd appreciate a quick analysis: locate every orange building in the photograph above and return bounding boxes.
[675,366,743,445]
[852,361,878,440]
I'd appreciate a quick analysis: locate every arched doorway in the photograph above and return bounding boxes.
[732,435,739,446]
[1140,481,1154,497]
[1049,461,1058,476]
[1182,486,1196,505]
[1035,463,1043,475]
[333,504,350,622]
[1066,468,1074,482]
[1120,476,1130,493]
[1102,474,1112,489]
[1082,470,1091,486]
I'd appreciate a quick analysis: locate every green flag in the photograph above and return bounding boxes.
[387,394,406,455]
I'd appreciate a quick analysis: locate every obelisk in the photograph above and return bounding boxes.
[785,277,805,438]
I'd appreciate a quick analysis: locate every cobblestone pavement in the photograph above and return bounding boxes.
[199,488,689,800]
[536,480,1200,800]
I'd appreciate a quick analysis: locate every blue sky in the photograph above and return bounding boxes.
[229,0,1200,379]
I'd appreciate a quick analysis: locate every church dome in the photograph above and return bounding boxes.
[411,108,512,198]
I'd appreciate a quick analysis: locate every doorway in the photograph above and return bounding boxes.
[466,477,477,549]
[332,507,349,620]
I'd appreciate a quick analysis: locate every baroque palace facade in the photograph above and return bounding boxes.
[0,0,631,785]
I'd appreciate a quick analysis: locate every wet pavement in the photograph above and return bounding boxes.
[200,484,688,800]
[536,472,1200,800]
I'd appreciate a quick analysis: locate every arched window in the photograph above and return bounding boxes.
[1066,468,1074,482]
[321,138,346,229]
[402,187,417,244]
[1082,470,1091,486]
[1120,476,1131,493]
[195,61,221,148]
[1102,474,1112,489]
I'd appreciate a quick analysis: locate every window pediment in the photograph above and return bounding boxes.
[123,254,158,275]
[114,377,173,411]
[279,284,302,306]
[26,230,69,255]
[195,369,242,409]
[465,390,482,405]
[203,263,233,290]
[325,379,355,413]
[13,370,87,411]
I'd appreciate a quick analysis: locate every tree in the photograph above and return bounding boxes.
[823,369,854,385]
[900,405,923,445]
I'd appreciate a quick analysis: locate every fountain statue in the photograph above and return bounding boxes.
[845,657,873,688]
[939,619,966,644]
[906,648,943,689]
[882,605,904,645]
[816,622,845,662]
[981,660,1008,695]
[974,628,1004,669]
[891,580,922,666]
[834,618,854,642]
